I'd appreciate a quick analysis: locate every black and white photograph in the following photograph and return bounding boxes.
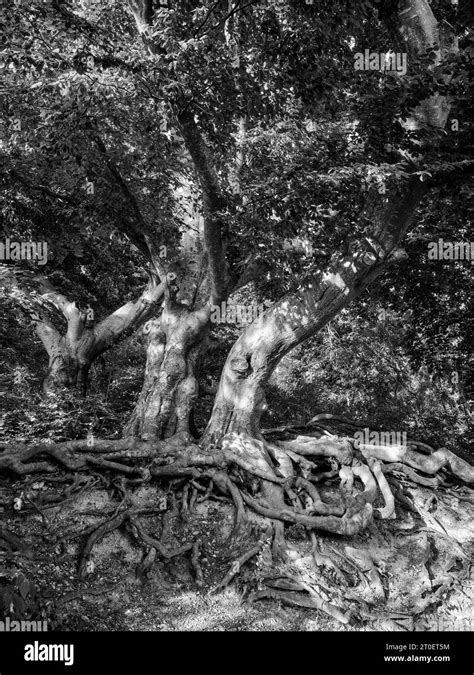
[0,0,472,670]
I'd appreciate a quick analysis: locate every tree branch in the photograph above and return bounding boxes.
[93,134,155,261]
[92,274,165,355]
[176,107,228,304]
[5,169,77,205]
[125,0,229,305]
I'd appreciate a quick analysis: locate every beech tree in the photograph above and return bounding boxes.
[1,263,163,393]
[1,0,473,619]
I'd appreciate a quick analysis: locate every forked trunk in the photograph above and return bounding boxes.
[34,276,164,397]
[37,323,96,396]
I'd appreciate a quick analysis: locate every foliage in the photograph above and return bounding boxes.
[0,571,42,622]
[0,0,471,451]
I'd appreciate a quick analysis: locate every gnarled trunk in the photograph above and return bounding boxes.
[41,338,93,395]
[37,322,96,396]
[203,177,425,448]
[124,303,209,440]
[200,178,423,558]
[33,275,164,397]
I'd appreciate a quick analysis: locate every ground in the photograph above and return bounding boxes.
[1,467,472,632]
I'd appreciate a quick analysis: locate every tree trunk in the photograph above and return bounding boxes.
[36,322,96,396]
[203,0,453,450]
[124,303,210,440]
[42,344,91,395]
[33,275,164,397]
[203,178,425,447]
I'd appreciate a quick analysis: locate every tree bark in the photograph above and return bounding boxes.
[119,0,236,438]
[203,0,453,449]
[124,302,210,440]
[37,321,95,395]
[202,178,424,447]
[31,275,164,396]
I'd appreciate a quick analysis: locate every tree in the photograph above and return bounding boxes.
[2,263,163,394]
[1,0,472,619]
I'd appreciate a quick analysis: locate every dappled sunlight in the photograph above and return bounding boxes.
[0,0,471,650]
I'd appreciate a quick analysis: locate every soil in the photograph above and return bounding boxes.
[1,473,472,632]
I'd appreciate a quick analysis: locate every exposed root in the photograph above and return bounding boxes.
[296,578,351,624]
[407,440,436,455]
[262,481,288,559]
[367,457,396,519]
[266,443,294,479]
[311,466,340,483]
[339,465,354,494]
[283,449,314,478]
[1,421,472,600]
[294,477,345,516]
[250,587,319,609]
[214,543,263,591]
[309,532,347,584]
[136,547,157,579]
[151,466,201,479]
[180,483,190,520]
[0,437,217,477]
[278,435,353,465]
[351,462,378,499]
[344,462,378,517]
[128,515,193,560]
[382,463,443,488]
[191,540,204,586]
[241,490,373,535]
[0,526,31,553]
[78,510,128,578]
[189,486,198,513]
[328,544,369,587]
[385,476,418,513]
[208,471,247,536]
[161,493,179,542]
[343,546,385,602]
[0,442,152,478]
[56,581,124,608]
[221,433,286,484]
[359,444,474,484]
[252,584,350,625]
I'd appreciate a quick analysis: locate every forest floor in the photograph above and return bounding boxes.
[1,470,473,632]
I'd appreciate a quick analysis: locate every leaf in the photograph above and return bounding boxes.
[12,593,26,617]
[17,574,30,600]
